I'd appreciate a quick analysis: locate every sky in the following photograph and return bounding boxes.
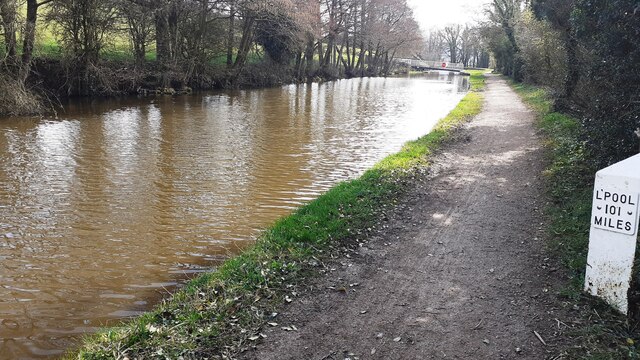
[406,0,492,31]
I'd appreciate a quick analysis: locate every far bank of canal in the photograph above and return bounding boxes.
[0,72,473,358]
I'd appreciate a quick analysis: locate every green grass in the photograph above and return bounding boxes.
[68,70,486,359]
[511,80,640,359]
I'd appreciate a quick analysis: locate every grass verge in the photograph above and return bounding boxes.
[69,71,486,359]
[511,81,640,359]
[510,82,593,290]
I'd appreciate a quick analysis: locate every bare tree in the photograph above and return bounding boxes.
[440,24,462,63]
[116,0,154,65]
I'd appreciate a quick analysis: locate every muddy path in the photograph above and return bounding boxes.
[240,75,573,359]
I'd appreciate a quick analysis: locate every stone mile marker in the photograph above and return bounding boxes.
[585,153,640,314]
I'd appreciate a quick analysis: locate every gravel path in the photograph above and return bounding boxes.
[240,75,571,359]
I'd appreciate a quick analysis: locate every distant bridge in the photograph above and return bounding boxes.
[395,58,465,72]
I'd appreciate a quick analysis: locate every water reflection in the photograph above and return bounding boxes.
[0,72,468,358]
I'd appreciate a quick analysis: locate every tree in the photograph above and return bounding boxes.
[440,24,461,63]
[46,0,118,94]
[0,0,18,66]
[531,0,578,105]
[487,0,523,79]
[515,10,566,88]
[0,0,55,81]
[422,29,444,61]
[116,0,154,65]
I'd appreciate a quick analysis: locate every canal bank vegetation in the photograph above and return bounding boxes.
[512,80,640,359]
[0,0,425,116]
[68,70,485,359]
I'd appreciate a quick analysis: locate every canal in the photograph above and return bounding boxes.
[0,72,468,358]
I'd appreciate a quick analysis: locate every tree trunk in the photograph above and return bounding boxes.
[0,0,18,67]
[383,50,394,75]
[323,35,334,67]
[155,10,170,65]
[355,40,365,76]
[450,44,457,63]
[564,32,580,100]
[20,0,38,81]
[503,25,522,80]
[335,45,343,68]
[317,40,324,65]
[167,3,179,64]
[344,35,353,75]
[303,37,314,78]
[226,0,235,67]
[233,16,254,70]
[294,51,303,79]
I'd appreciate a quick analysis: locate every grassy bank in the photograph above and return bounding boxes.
[511,81,640,359]
[69,71,486,359]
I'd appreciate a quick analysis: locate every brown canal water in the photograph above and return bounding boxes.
[0,73,468,358]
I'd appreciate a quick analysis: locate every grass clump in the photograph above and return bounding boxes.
[511,81,640,359]
[70,70,486,359]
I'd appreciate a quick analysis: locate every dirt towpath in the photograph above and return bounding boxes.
[240,75,571,359]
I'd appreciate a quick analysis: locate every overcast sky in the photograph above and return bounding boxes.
[406,0,492,31]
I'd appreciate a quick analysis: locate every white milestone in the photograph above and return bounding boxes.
[584,154,640,314]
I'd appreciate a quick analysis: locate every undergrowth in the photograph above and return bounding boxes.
[68,71,486,359]
[0,73,44,117]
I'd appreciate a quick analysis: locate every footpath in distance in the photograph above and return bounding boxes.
[241,75,573,359]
